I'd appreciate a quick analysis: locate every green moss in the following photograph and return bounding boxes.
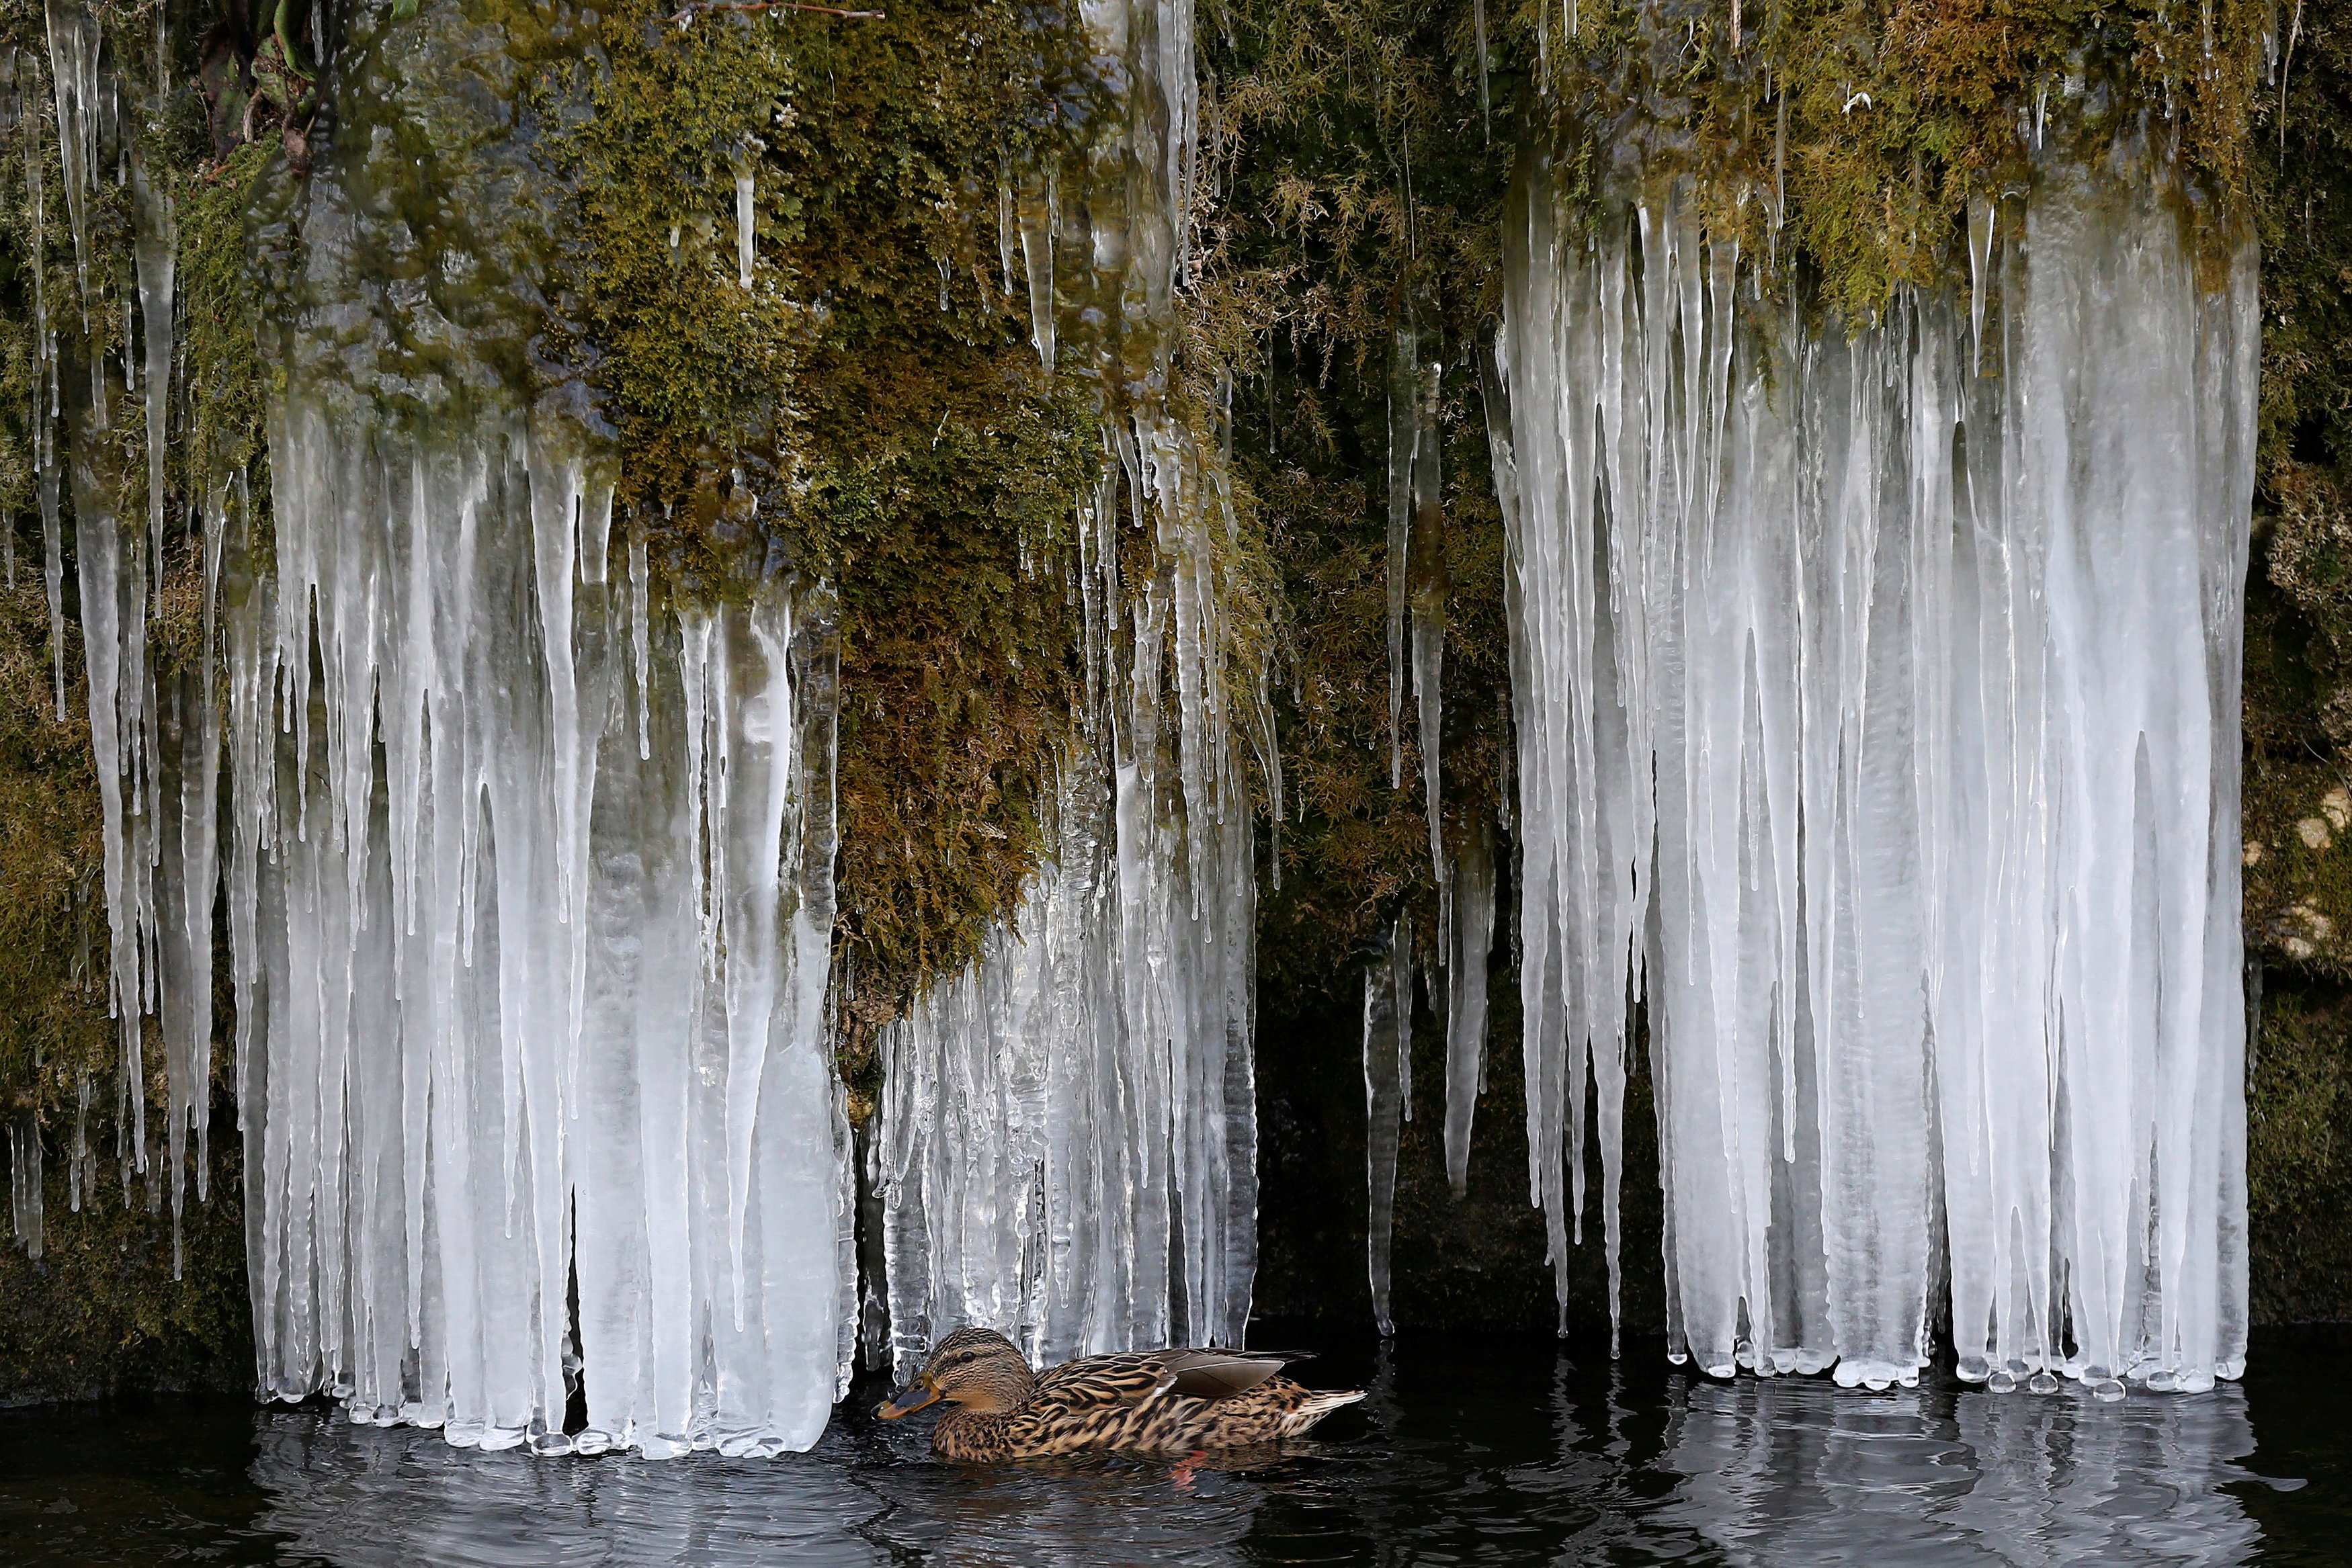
[2244,3,2352,979]
[175,138,274,505]
[0,528,246,1403]
[2249,981,2352,1323]
[1529,0,2267,316]
[514,0,1140,1053]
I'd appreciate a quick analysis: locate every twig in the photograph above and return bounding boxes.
[671,0,884,22]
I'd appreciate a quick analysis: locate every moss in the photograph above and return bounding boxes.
[0,533,246,1403]
[175,137,274,503]
[514,0,1142,1043]
[2244,2,2352,973]
[2236,4,2352,1321]
[1527,0,2267,316]
[2250,979,2352,1323]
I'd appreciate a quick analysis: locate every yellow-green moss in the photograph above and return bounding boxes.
[2249,985,2352,1321]
[1527,0,2269,315]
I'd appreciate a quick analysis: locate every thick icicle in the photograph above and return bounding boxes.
[42,0,99,308]
[1443,818,1495,1198]
[1018,179,1056,374]
[1496,155,2256,1393]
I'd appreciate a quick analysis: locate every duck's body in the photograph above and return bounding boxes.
[878,1327,1363,1462]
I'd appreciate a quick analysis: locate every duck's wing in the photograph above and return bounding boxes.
[1029,1352,1176,1410]
[1030,1347,1300,1409]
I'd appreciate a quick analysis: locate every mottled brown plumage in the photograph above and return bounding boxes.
[875,1326,1364,1462]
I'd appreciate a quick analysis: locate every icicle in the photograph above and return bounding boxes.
[1018,177,1056,374]
[630,525,651,760]
[132,153,172,611]
[1474,0,1490,136]
[7,1113,40,1260]
[1394,916,1415,1123]
[1967,194,1996,374]
[42,0,99,311]
[1407,342,1448,920]
[1386,321,1417,790]
[69,1073,89,1213]
[1443,818,1495,1198]
[22,83,68,719]
[1497,157,2256,1393]
[71,342,155,1181]
[1363,920,1406,1336]
[997,175,1017,296]
[736,171,756,288]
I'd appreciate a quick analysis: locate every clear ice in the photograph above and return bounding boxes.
[1362,918,1411,1336]
[1494,156,2257,1391]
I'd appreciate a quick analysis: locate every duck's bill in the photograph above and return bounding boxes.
[876,1384,941,1420]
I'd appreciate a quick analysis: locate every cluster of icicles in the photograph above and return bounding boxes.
[237,414,851,1457]
[874,0,1269,1379]
[1462,151,2257,1397]
[874,430,1267,1379]
[6,1,220,1274]
[23,0,849,1453]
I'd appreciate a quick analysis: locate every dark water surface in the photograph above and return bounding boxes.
[3,1328,2345,1567]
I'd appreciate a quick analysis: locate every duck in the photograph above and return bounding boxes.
[875,1326,1364,1462]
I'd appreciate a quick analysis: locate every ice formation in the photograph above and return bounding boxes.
[7,1113,40,1260]
[34,0,853,1452]
[226,404,848,1455]
[1443,819,1497,1199]
[876,734,1259,1373]
[17,7,215,1258]
[1495,153,2257,1393]
[874,0,1265,1375]
[1361,918,1411,1336]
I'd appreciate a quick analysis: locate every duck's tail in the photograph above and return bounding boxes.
[1278,1388,1366,1436]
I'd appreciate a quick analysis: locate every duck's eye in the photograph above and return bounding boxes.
[958,1350,977,1363]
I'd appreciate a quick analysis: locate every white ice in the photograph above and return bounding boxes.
[1494,157,2255,1393]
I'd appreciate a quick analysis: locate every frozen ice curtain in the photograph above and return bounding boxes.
[1495,156,2256,1393]
[227,398,849,1455]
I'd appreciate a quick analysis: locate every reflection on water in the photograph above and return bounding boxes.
[2,1332,2337,1566]
[249,1399,1274,1568]
[1658,1371,2263,1567]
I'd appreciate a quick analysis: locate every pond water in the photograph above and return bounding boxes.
[3,1327,2345,1566]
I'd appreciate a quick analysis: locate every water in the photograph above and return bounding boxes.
[4,1329,2343,1566]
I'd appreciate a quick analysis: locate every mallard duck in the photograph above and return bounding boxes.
[875,1326,1364,1462]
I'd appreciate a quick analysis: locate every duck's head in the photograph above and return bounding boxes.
[876,1326,1033,1419]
